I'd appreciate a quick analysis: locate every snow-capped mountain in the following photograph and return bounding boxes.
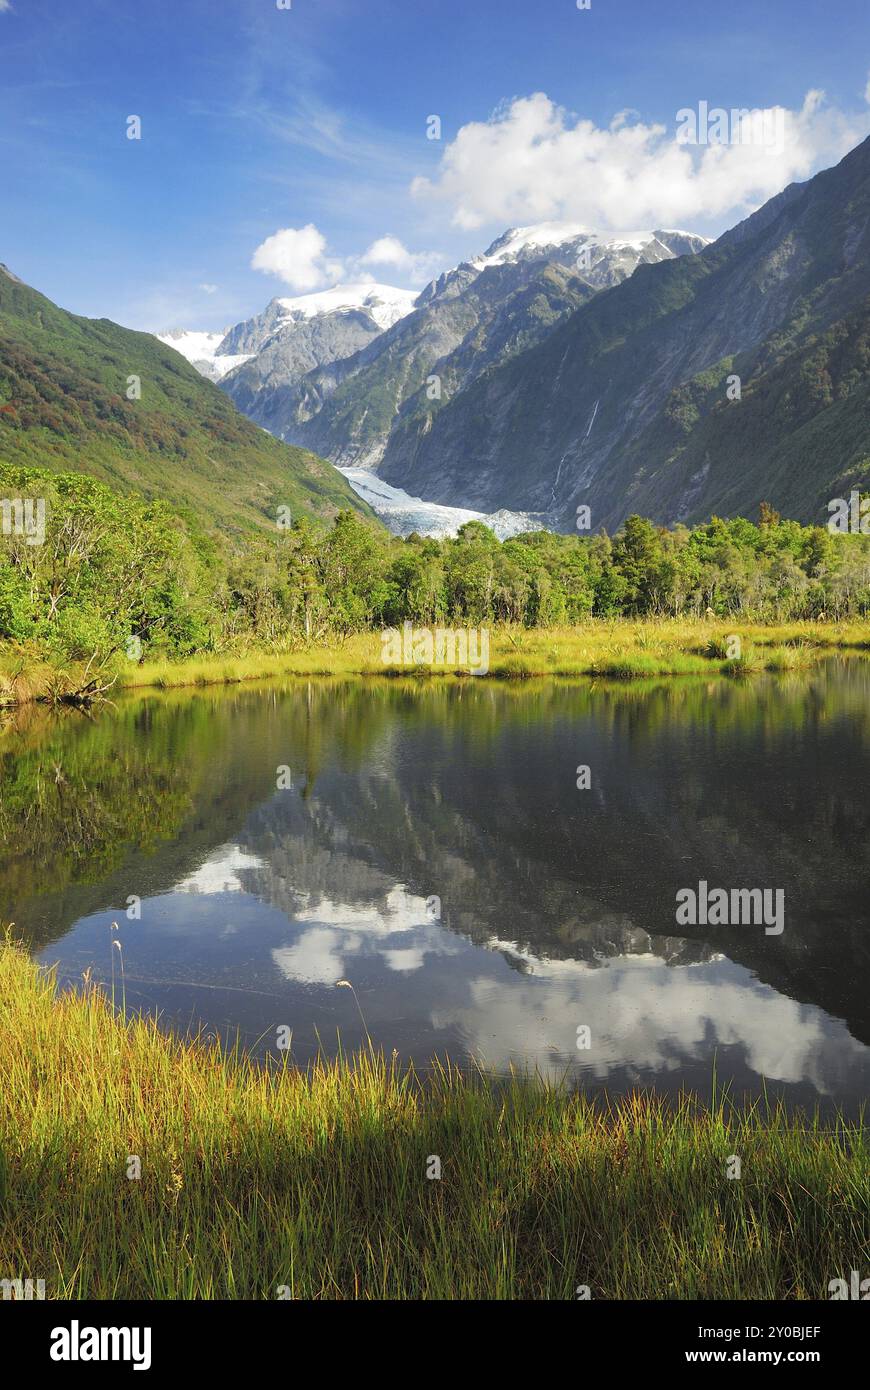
[161,229,707,398]
[275,282,418,331]
[157,328,252,382]
[201,284,420,433]
[414,224,709,306]
[218,282,420,358]
[215,223,709,480]
[158,284,418,387]
[158,281,422,429]
[157,224,708,534]
[377,135,870,532]
[472,223,707,270]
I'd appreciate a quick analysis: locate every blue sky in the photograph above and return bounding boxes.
[2,0,870,331]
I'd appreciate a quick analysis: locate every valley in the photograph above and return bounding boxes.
[2,0,869,1317]
[152,140,870,539]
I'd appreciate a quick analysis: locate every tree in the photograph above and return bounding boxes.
[612,516,666,614]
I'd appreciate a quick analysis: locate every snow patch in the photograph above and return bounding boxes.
[157,328,252,380]
[473,224,709,269]
[274,282,419,331]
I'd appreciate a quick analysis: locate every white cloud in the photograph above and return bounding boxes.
[251,223,344,292]
[357,235,442,282]
[252,224,442,291]
[0,2,12,12]
[411,90,870,232]
[199,282,218,295]
[271,885,460,985]
[865,72,870,105]
[435,949,867,1091]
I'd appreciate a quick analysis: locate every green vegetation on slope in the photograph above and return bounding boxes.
[0,942,866,1300]
[0,265,374,536]
[623,298,870,528]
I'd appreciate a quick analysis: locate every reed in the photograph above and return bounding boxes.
[121,619,870,691]
[1,620,866,706]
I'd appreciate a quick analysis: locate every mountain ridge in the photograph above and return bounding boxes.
[376,135,870,530]
[0,265,375,538]
[213,225,709,471]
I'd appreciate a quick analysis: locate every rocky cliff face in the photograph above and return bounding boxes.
[219,228,708,470]
[377,138,870,531]
[219,307,387,433]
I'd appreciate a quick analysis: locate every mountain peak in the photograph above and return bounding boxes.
[478,222,592,264]
[273,282,419,331]
[375,132,870,532]
[472,224,709,271]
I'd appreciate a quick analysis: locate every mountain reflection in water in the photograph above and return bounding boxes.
[2,664,868,1113]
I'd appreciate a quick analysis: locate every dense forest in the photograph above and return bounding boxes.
[1,462,868,665]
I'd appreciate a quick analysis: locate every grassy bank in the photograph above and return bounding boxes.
[123,619,870,687]
[0,942,867,1300]
[2,619,868,705]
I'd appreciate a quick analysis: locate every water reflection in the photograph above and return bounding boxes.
[2,665,868,1111]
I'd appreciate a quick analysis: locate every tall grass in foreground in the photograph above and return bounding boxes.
[0,943,867,1300]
